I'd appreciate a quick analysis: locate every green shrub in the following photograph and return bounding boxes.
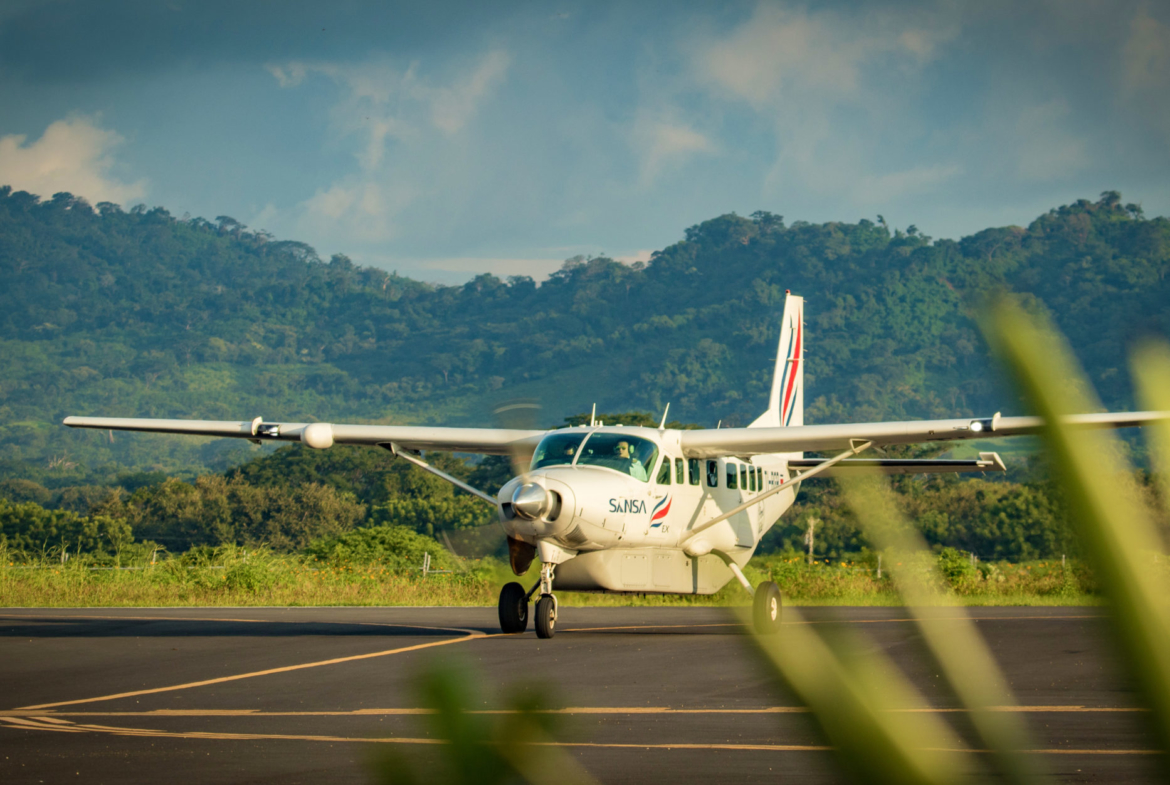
[369,496,496,537]
[94,476,365,552]
[303,525,455,573]
[0,497,132,559]
[224,562,277,592]
[936,547,977,586]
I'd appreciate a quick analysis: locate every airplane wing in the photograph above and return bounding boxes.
[62,416,547,456]
[787,452,1007,477]
[679,411,1170,458]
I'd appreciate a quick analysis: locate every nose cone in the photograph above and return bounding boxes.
[511,482,549,520]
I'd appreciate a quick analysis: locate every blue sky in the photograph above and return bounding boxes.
[2,0,1168,283]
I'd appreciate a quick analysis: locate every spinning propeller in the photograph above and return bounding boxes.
[492,398,543,573]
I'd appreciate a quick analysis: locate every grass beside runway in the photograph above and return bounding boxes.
[0,547,1120,607]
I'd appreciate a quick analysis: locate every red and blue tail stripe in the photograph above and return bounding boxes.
[779,315,802,427]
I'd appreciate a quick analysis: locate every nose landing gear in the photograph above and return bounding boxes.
[534,562,558,639]
[497,562,558,638]
[534,595,557,638]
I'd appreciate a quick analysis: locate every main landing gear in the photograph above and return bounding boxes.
[498,581,528,633]
[722,555,782,636]
[753,581,783,636]
[497,562,558,638]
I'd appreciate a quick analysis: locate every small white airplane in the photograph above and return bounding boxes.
[65,293,1167,638]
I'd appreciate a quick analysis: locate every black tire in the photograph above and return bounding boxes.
[498,582,529,633]
[753,581,782,635]
[534,595,556,639]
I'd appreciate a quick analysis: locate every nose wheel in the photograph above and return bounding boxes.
[535,595,557,638]
[534,562,558,638]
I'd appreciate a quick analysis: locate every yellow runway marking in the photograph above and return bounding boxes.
[0,611,1106,639]
[562,623,741,632]
[0,612,274,624]
[0,612,470,631]
[0,704,1147,719]
[800,614,1107,624]
[17,626,494,711]
[1,716,1158,756]
[558,614,1106,634]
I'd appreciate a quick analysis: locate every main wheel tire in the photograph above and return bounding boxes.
[753,581,782,635]
[498,582,529,633]
[534,595,556,639]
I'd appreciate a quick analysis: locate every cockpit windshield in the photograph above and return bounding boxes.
[530,432,587,471]
[576,433,659,482]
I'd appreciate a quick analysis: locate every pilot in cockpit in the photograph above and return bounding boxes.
[615,440,649,481]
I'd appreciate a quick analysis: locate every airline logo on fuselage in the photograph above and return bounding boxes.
[649,495,671,528]
[608,498,647,514]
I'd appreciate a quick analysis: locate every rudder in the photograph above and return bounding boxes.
[749,292,803,429]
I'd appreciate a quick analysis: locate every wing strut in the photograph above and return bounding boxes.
[381,443,500,506]
[682,440,873,543]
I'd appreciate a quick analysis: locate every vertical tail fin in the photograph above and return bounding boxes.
[749,292,803,429]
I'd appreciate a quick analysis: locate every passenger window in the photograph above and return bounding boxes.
[656,457,671,485]
[759,467,765,489]
[748,466,756,492]
[689,458,700,486]
[727,462,738,490]
[675,458,684,485]
[706,460,719,487]
[740,465,749,492]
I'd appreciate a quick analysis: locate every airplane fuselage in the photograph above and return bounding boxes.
[498,425,800,594]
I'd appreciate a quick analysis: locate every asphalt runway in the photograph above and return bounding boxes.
[0,606,1161,784]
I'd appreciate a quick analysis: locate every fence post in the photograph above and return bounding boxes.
[422,552,430,577]
[877,554,882,580]
[804,517,817,565]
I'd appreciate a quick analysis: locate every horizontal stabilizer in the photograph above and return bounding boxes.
[789,452,1007,477]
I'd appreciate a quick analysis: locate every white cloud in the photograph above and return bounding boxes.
[681,4,961,206]
[299,180,416,243]
[850,164,964,205]
[419,255,565,282]
[1122,5,1170,92]
[267,50,511,173]
[1013,100,1088,180]
[695,6,952,107]
[632,112,717,186]
[1121,5,1170,141]
[616,249,654,265]
[258,51,512,252]
[430,51,511,134]
[0,116,146,205]
[265,62,309,89]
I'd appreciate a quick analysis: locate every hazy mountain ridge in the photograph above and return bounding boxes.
[0,186,1166,481]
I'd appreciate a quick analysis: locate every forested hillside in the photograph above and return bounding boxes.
[0,186,1166,483]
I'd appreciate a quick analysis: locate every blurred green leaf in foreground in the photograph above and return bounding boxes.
[371,658,598,785]
[749,296,1170,783]
[988,299,1170,765]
